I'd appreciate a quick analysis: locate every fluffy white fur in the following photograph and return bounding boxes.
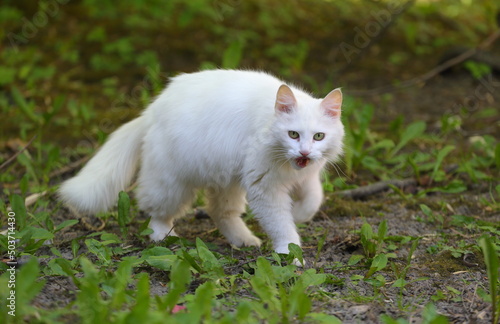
[59,70,344,255]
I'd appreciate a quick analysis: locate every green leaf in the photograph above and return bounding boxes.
[421,303,449,323]
[17,153,38,186]
[188,281,215,322]
[142,246,173,257]
[77,257,108,322]
[138,217,152,236]
[71,239,80,258]
[47,258,70,276]
[85,239,111,265]
[494,143,500,169]
[391,121,426,157]
[430,145,454,182]
[464,60,491,79]
[19,174,29,196]
[348,254,364,266]
[11,86,40,124]
[50,247,62,257]
[15,258,46,317]
[22,226,54,241]
[377,220,387,239]
[10,194,27,230]
[360,222,376,257]
[250,267,280,312]
[371,254,388,271]
[100,232,122,244]
[181,248,202,273]
[379,314,408,324]
[163,259,191,310]
[368,139,395,152]
[288,243,304,266]
[110,259,134,308]
[54,258,78,283]
[222,40,244,69]
[117,191,131,236]
[234,302,253,322]
[420,204,433,217]
[392,278,407,288]
[478,236,499,324]
[299,268,326,287]
[196,237,224,276]
[365,253,388,278]
[430,180,467,194]
[145,254,178,271]
[54,219,79,233]
[308,313,342,324]
[0,66,16,86]
[126,273,150,321]
[254,257,276,286]
[408,238,420,264]
[288,280,311,320]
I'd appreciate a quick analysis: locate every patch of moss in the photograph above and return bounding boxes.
[421,250,471,275]
[323,195,383,217]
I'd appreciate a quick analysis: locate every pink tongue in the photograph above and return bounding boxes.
[296,157,310,168]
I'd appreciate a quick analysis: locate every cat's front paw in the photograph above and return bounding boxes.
[229,234,262,248]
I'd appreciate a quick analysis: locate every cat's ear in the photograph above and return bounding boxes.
[321,88,342,118]
[275,85,297,114]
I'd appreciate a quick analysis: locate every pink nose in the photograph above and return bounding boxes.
[300,151,310,157]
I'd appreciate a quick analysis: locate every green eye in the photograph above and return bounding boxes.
[313,132,325,141]
[288,131,299,139]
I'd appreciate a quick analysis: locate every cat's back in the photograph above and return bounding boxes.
[172,69,282,91]
[167,69,284,111]
[148,69,285,137]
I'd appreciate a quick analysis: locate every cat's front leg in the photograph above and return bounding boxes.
[292,175,324,223]
[247,189,301,255]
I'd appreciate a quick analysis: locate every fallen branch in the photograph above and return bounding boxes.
[335,178,417,199]
[348,28,500,96]
[439,46,500,73]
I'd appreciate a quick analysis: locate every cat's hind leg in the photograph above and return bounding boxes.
[137,171,195,241]
[206,184,261,248]
[291,175,324,223]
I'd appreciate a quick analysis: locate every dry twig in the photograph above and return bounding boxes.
[0,135,37,171]
[335,178,417,199]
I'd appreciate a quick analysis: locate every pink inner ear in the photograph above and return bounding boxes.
[275,85,297,114]
[321,88,342,118]
[277,103,292,113]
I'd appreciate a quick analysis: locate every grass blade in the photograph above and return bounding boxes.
[478,236,499,324]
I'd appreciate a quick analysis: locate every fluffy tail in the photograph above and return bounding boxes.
[59,116,146,214]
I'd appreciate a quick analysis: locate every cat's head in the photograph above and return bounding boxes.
[272,84,344,170]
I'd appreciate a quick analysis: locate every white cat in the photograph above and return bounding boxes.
[59,69,344,256]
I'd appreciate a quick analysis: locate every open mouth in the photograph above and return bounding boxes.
[295,157,310,168]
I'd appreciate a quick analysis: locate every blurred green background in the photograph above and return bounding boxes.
[0,0,498,185]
